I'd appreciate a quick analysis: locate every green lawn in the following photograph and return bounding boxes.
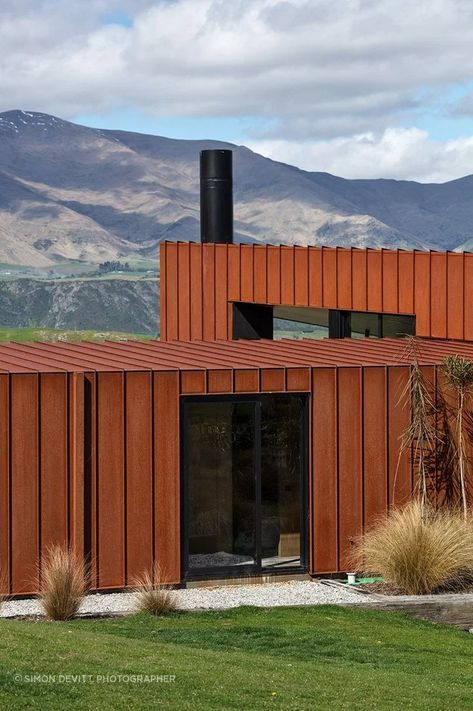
[0,327,154,343]
[0,606,471,710]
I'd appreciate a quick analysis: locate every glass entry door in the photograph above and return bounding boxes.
[182,394,308,579]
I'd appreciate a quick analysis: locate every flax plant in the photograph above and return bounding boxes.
[442,356,473,519]
[396,360,439,515]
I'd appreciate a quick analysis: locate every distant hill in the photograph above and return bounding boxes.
[1,109,473,268]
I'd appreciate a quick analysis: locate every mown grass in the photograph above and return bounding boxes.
[0,327,154,343]
[0,606,472,710]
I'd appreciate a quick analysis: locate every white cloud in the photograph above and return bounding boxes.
[248,128,473,182]
[1,1,473,180]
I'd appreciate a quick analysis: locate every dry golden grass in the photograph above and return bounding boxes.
[133,563,177,616]
[39,546,87,620]
[354,501,473,595]
[0,570,8,610]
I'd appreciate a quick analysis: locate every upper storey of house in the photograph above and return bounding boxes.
[159,150,473,343]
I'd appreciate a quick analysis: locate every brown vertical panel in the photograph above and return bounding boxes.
[190,243,203,340]
[160,242,167,340]
[388,367,411,507]
[165,242,179,341]
[125,372,153,584]
[367,249,383,312]
[363,368,387,526]
[227,244,241,302]
[240,244,254,302]
[180,371,206,394]
[97,373,125,588]
[154,371,180,583]
[286,368,310,391]
[352,249,367,311]
[447,252,464,340]
[215,244,229,339]
[280,247,295,305]
[308,247,323,307]
[294,247,309,306]
[398,250,414,314]
[0,375,9,592]
[177,243,191,340]
[322,247,337,308]
[253,245,267,303]
[234,369,259,392]
[312,368,338,573]
[337,249,352,310]
[11,374,38,594]
[337,368,362,571]
[85,373,97,587]
[207,370,232,393]
[414,251,431,337]
[69,372,84,559]
[430,252,447,339]
[260,368,285,392]
[382,250,398,313]
[267,246,281,304]
[40,373,68,552]
[202,244,216,341]
[464,254,473,340]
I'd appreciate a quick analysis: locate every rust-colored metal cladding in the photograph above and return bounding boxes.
[1,335,473,594]
[160,242,473,342]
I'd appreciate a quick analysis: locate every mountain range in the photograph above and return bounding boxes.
[1,109,473,268]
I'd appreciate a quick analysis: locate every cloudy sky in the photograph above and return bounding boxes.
[2,0,473,181]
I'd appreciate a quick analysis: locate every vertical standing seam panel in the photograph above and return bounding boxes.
[464,254,473,341]
[267,246,281,304]
[337,249,352,310]
[227,244,241,302]
[215,244,229,339]
[337,368,363,571]
[69,372,84,560]
[294,246,309,306]
[308,247,323,307]
[322,248,337,308]
[398,251,414,315]
[388,367,412,507]
[177,243,191,340]
[253,245,268,303]
[382,250,399,313]
[190,243,203,341]
[165,242,179,341]
[125,372,153,584]
[202,244,216,341]
[351,249,367,312]
[240,244,254,302]
[312,368,338,573]
[281,247,295,305]
[40,373,68,553]
[0,374,9,593]
[447,252,464,340]
[160,243,167,340]
[97,372,125,589]
[414,251,431,337]
[430,252,447,339]
[362,368,388,527]
[10,374,39,594]
[154,371,180,583]
[367,250,383,312]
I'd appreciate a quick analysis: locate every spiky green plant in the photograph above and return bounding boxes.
[442,356,473,519]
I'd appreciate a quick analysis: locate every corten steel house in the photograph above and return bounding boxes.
[1,149,473,596]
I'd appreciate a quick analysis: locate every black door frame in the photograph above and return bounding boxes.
[180,392,309,581]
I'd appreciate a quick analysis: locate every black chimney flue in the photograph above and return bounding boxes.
[200,149,233,244]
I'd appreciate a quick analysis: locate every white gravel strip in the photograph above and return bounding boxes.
[0,580,363,619]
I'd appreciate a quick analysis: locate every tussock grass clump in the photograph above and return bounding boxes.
[39,546,87,620]
[0,571,8,610]
[133,563,177,616]
[355,501,473,595]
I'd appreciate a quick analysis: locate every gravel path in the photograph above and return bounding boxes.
[0,580,362,619]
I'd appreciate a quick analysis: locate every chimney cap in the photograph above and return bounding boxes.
[200,149,233,180]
